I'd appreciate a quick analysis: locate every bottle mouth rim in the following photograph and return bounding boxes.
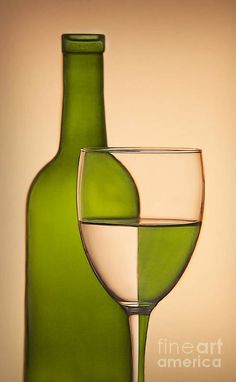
[62,34,105,53]
[81,147,202,154]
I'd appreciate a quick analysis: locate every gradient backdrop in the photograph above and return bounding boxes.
[0,0,235,381]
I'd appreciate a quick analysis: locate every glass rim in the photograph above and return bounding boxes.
[81,146,202,154]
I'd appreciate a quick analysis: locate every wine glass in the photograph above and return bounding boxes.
[77,147,204,382]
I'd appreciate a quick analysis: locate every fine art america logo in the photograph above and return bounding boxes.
[157,338,223,368]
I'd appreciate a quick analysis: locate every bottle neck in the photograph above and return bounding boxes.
[59,52,107,157]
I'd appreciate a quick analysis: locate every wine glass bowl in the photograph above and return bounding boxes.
[77,147,204,381]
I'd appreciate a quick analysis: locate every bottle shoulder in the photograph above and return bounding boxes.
[29,155,57,189]
[27,152,78,206]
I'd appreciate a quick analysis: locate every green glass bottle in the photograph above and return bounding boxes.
[25,34,132,382]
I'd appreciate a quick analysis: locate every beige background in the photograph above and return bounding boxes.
[0,0,235,381]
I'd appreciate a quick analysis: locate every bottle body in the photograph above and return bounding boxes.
[25,35,131,381]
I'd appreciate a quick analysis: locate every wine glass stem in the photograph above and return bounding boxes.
[128,314,150,382]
